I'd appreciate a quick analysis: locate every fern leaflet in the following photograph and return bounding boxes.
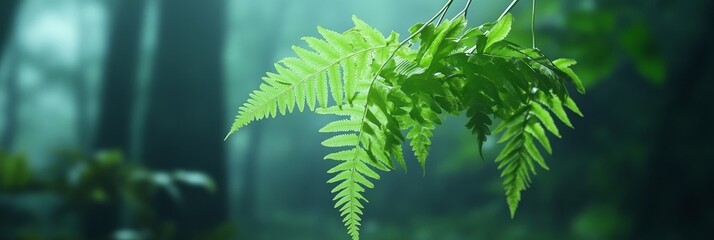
[225,17,398,139]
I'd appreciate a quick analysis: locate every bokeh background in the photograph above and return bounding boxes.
[1,0,713,239]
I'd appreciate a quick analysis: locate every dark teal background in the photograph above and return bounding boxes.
[1,0,713,239]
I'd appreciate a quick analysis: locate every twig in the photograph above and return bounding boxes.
[456,0,473,18]
[498,0,520,21]
[531,0,536,48]
[436,0,454,26]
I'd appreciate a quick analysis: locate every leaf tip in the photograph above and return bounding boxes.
[223,131,234,141]
[478,140,486,161]
[509,203,518,219]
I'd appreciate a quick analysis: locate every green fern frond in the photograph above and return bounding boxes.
[494,103,540,218]
[317,65,416,238]
[494,92,580,217]
[313,17,412,238]
[318,99,405,239]
[399,98,442,173]
[464,89,496,159]
[318,106,373,240]
[406,122,434,173]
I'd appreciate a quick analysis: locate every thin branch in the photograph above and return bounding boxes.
[498,0,520,21]
[531,0,537,48]
[436,0,454,26]
[456,0,473,18]
[387,0,453,66]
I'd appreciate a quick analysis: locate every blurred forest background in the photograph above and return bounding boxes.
[1,0,713,239]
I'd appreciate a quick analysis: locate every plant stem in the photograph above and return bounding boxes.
[531,0,536,48]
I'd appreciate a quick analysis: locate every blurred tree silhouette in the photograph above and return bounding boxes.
[0,0,19,150]
[95,0,146,152]
[632,1,714,238]
[142,0,227,237]
[89,0,147,238]
[0,0,19,57]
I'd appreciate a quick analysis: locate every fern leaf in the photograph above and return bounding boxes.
[320,106,391,240]
[485,13,512,50]
[464,92,496,159]
[320,119,362,133]
[407,123,434,173]
[319,69,413,240]
[553,58,585,94]
[495,105,537,218]
[496,93,578,217]
[416,16,467,67]
[322,134,360,147]
[320,111,373,240]
[536,92,573,128]
[524,121,552,154]
[352,15,387,46]
[529,102,560,137]
[564,96,584,117]
[313,17,412,239]
[226,18,397,139]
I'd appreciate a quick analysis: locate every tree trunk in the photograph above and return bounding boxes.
[141,0,226,236]
[229,3,287,237]
[0,0,19,149]
[0,0,18,56]
[1,50,18,150]
[95,0,146,151]
[88,0,147,239]
[632,2,714,238]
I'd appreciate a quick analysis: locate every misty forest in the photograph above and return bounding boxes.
[1,0,714,240]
